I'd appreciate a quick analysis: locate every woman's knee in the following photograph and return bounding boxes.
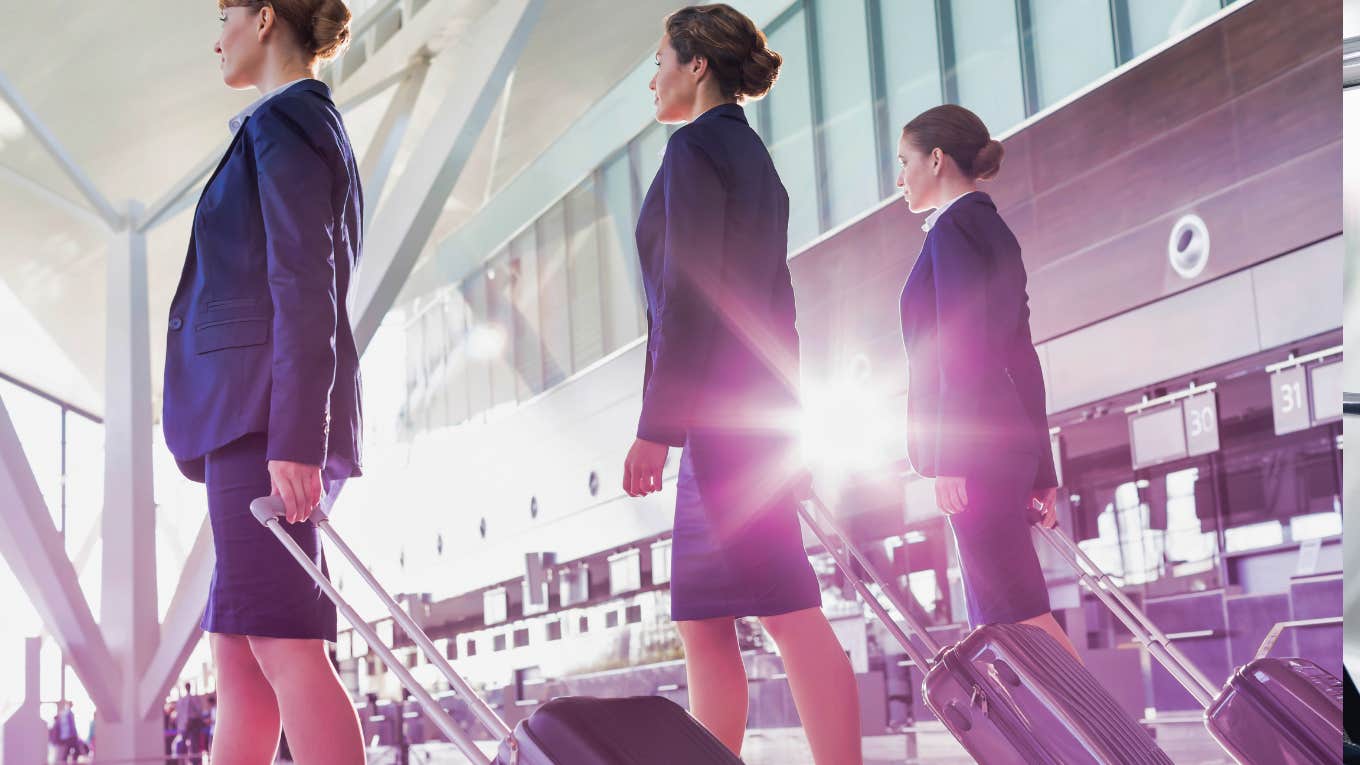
[757,607,819,645]
[247,636,326,685]
[676,618,736,652]
[212,633,262,676]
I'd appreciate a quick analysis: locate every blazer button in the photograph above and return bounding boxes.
[169,317,183,331]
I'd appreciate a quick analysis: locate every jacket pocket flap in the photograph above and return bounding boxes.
[194,318,269,354]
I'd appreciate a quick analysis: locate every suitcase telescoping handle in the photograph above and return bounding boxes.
[251,496,513,765]
[793,479,942,672]
[1026,503,1221,709]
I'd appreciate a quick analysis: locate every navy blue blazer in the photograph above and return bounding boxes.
[163,79,363,483]
[634,103,800,454]
[899,192,1056,487]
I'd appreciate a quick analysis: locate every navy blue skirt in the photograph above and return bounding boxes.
[668,440,823,621]
[949,451,1052,627]
[200,433,338,641]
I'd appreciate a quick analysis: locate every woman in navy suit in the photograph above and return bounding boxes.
[161,3,365,763]
[622,6,861,763]
[896,104,1082,660]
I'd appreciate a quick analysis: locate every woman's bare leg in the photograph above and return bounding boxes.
[1020,611,1083,663]
[759,608,863,765]
[675,618,748,755]
[248,637,365,765]
[208,634,280,765]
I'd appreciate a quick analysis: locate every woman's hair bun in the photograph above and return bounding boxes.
[309,0,353,61]
[738,40,782,100]
[972,139,1004,181]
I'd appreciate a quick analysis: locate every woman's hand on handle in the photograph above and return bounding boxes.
[934,476,968,515]
[267,460,323,524]
[623,438,669,497]
[1030,487,1059,528]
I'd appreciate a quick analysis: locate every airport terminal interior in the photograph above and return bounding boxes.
[0,0,1351,763]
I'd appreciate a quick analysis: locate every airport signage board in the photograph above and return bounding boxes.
[1271,366,1311,435]
[1183,390,1220,457]
[1128,390,1219,470]
[1309,361,1342,424]
[1129,405,1188,470]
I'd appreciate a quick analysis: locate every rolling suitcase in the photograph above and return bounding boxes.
[794,489,1173,765]
[1029,511,1344,765]
[250,496,742,765]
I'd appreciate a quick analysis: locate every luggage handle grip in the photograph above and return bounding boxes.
[1255,617,1343,662]
[249,494,328,526]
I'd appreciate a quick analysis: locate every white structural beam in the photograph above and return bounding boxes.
[138,515,214,720]
[0,638,48,765]
[0,163,110,232]
[360,57,432,234]
[0,71,123,231]
[352,0,543,351]
[97,201,162,759]
[0,393,120,715]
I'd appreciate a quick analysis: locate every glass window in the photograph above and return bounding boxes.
[1030,0,1115,109]
[486,251,516,410]
[951,0,1026,134]
[1126,0,1221,59]
[813,0,879,226]
[876,0,942,197]
[508,228,544,400]
[1161,467,1219,577]
[443,291,470,425]
[598,152,646,353]
[460,277,491,418]
[403,315,422,430]
[422,303,446,426]
[633,122,668,202]
[537,202,572,387]
[765,8,820,249]
[565,178,605,372]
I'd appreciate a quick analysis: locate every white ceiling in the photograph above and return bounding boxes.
[0,0,678,416]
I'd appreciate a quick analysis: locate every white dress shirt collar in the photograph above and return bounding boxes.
[228,78,310,135]
[922,190,977,232]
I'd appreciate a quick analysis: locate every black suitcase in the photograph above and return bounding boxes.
[251,497,741,765]
[494,695,741,764]
[1030,512,1344,765]
[795,490,1172,764]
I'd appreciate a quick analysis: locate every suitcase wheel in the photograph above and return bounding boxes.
[943,701,973,732]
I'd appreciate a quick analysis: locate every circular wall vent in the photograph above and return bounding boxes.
[1168,213,1210,279]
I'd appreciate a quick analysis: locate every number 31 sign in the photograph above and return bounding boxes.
[1271,366,1311,435]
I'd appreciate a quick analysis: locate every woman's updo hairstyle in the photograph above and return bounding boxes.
[665,4,782,102]
[218,0,353,62]
[902,104,1004,181]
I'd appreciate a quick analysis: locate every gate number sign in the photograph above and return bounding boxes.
[1272,366,1311,435]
